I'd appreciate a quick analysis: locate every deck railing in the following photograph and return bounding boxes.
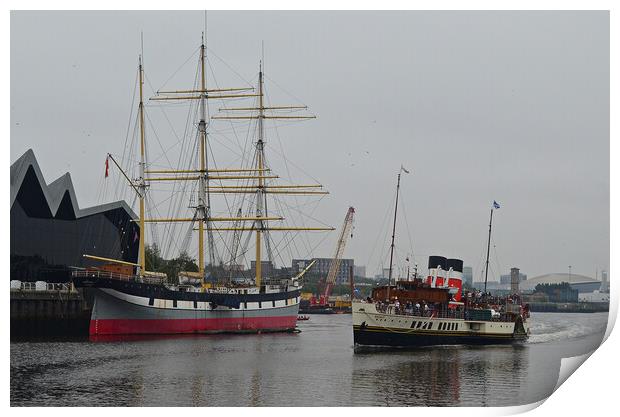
[371,303,517,323]
[71,270,165,285]
[72,270,297,290]
[10,282,76,293]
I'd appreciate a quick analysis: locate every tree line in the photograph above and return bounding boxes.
[145,244,198,283]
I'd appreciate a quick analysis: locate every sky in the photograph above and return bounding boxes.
[10,11,609,280]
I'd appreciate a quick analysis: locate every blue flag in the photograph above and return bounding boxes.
[493,200,500,209]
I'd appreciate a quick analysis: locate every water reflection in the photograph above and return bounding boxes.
[10,313,606,406]
[131,367,145,406]
[250,371,261,407]
[351,345,528,406]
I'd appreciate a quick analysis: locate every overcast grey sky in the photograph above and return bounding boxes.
[10,11,609,280]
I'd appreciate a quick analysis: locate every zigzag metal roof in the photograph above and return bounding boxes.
[10,149,138,220]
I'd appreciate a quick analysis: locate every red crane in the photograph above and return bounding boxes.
[313,207,355,307]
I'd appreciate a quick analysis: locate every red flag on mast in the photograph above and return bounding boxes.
[105,155,109,178]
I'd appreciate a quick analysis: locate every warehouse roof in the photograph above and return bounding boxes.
[521,273,600,291]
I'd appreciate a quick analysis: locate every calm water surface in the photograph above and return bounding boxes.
[10,312,607,406]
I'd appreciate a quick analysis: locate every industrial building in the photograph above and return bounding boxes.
[520,273,601,294]
[10,149,139,282]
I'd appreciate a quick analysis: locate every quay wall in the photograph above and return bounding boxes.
[10,287,93,338]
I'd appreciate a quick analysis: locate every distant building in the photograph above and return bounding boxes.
[500,271,527,285]
[353,265,366,278]
[601,270,609,292]
[579,291,609,303]
[510,267,521,294]
[375,266,411,281]
[520,273,601,294]
[463,266,473,287]
[372,267,389,280]
[223,263,244,272]
[250,261,275,279]
[292,258,354,283]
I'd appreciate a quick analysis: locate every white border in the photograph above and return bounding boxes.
[4,2,616,415]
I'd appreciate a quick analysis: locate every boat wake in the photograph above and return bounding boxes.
[527,312,608,344]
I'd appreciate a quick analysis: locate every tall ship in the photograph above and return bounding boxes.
[352,170,530,348]
[72,35,333,335]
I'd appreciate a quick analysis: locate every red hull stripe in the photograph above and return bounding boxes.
[90,316,298,335]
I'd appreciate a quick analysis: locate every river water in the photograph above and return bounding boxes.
[10,312,608,407]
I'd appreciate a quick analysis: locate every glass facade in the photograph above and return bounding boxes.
[10,165,139,282]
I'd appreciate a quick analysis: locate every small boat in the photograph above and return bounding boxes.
[297,315,310,321]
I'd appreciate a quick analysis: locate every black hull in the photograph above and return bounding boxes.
[73,275,301,308]
[353,327,527,348]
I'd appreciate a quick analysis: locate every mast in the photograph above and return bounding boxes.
[255,61,265,288]
[138,55,147,276]
[197,35,207,278]
[483,208,494,293]
[387,170,402,299]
